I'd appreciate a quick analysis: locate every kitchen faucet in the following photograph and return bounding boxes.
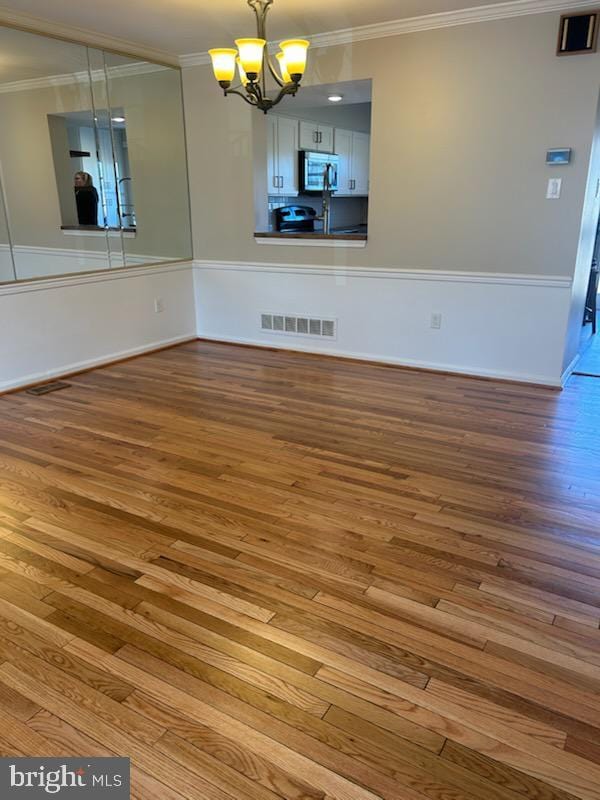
[317,163,334,235]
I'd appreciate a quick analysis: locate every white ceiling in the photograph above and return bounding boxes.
[0,0,535,56]
[289,79,372,110]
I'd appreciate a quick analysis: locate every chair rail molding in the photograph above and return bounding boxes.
[193,259,573,288]
[0,259,192,296]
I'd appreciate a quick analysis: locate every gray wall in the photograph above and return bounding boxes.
[183,12,600,276]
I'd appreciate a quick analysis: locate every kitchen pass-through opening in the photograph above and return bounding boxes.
[253,78,372,239]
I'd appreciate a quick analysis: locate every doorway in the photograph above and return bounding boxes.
[574,213,600,376]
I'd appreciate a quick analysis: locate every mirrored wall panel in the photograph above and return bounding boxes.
[0,170,14,282]
[0,25,192,282]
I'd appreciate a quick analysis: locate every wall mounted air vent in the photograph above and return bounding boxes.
[261,313,337,340]
[557,11,598,55]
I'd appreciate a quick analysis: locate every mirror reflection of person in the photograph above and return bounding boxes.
[74,171,99,226]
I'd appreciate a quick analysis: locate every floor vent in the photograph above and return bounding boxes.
[26,381,71,396]
[261,313,337,340]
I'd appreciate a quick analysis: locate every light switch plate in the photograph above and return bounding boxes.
[546,178,562,199]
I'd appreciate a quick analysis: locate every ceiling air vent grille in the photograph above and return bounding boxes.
[261,313,337,340]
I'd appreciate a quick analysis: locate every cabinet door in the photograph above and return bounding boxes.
[299,120,318,150]
[318,124,334,154]
[334,128,353,196]
[277,116,299,196]
[267,116,280,195]
[352,132,371,195]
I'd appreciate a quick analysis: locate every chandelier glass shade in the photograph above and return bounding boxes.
[208,0,310,113]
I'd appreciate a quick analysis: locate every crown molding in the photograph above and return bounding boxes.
[0,5,178,66]
[180,52,211,68]
[179,0,600,67]
[0,61,167,95]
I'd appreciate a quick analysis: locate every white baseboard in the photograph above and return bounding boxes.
[198,332,562,387]
[0,334,196,393]
[561,352,581,386]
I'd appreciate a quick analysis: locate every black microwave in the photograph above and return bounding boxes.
[300,151,339,193]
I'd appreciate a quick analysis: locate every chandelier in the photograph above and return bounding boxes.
[208,0,310,114]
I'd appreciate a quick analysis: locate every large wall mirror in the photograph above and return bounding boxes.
[0,25,192,283]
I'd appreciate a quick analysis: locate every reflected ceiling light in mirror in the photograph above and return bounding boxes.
[111,116,126,123]
[328,94,343,103]
[208,0,310,114]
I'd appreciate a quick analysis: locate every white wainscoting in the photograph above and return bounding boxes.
[0,262,196,392]
[193,260,573,387]
[1,257,575,393]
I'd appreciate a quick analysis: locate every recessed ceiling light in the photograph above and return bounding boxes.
[111,116,126,123]
[328,94,343,103]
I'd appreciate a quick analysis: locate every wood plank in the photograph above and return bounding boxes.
[0,663,240,800]
[316,666,600,799]
[125,692,325,800]
[64,640,385,800]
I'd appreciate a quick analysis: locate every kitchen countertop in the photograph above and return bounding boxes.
[254,231,367,241]
[61,225,136,233]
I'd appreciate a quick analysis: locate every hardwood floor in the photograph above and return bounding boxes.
[0,340,599,800]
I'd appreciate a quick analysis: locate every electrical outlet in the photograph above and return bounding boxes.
[154,298,164,313]
[430,313,442,330]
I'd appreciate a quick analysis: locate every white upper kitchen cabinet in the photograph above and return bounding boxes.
[299,120,334,153]
[352,132,371,196]
[334,128,371,196]
[267,116,279,194]
[268,116,299,196]
[334,128,353,196]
